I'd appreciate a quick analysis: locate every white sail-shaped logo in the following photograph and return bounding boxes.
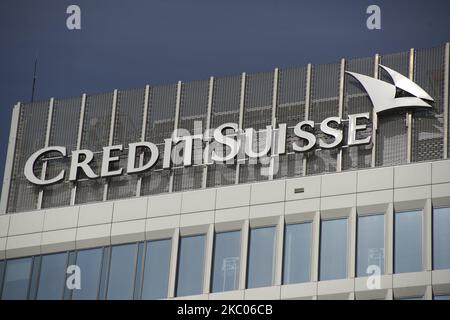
[346,65,433,114]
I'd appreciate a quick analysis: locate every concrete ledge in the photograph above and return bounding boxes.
[321,194,356,213]
[6,233,41,258]
[285,176,321,201]
[43,206,79,231]
[394,163,431,188]
[284,198,320,215]
[215,207,249,224]
[250,180,285,205]
[147,193,182,218]
[321,171,357,197]
[8,210,44,236]
[432,160,450,184]
[317,278,354,296]
[215,184,251,209]
[113,197,147,222]
[0,237,6,259]
[280,282,317,299]
[393,271,431,289]
[244,286,281,300]
[41,228,77,254]
[145,216,179,238]
[209,290,245,300]
[111,219,146,244]
[76,223,111,249]
[181,189,216,214]
[0,215,10,237]
[357,167,393,193]
[249,202,284,219]
[78,202,113,227]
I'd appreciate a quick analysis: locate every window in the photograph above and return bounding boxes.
[176,234,206,297]
[395,296,423,300]
[395,210,423,273]
[37,252,68,299]
[141,239,172,299]
[434,294,450,300]
[211,230,241,293]
[107,243,139,300]
[357,214,385,277]
[72,248,103,300]
[320,218,348,281]
[283,222,312,284]
[2,257,33,300]
[247,226,276,289]
[433,207,450,270]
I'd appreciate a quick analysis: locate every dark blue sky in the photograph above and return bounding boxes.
[1,0,449,187]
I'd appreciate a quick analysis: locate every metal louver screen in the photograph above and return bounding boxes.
[42,97,82,208]
[75,92,113,204]
[412,45,445,162]
[173,80,209,192]
[274,67,307,179]
[376,51,409,166]
[140,84,177,196]
[342,57,374,171]
[7,101,49,213]
[207,75,241,188]
[306,63,340,175]
[107,88,145,200]
[239,71,273,183]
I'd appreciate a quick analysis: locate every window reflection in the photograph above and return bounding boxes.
[357,214,385,277]
[37,252,68,300]
[320,218,348,281]
[176,234,206,297]
[107,243,138,300]
[247,226,276,289]
[283,223,312,284]
[72,247,103,300]
[1,257,33,300]
[395,210,422,273]
[142,239,172,299]
[433,207,450,270]
[211,231,241,293]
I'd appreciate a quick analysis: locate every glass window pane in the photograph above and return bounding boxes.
[37,252,68,300]
[142,239,172,299]
[211,231,241,293]
[107,243,138,300]
[434,294,450,300]
[283,223,312,284]
[176,234,206,297]
[395,210,423,273]
[72,247,103,300]
[320,218,348,281]
[433,207,450,270]
[357,214,385,277]
[2,257,33,300]
[247,226,276,289]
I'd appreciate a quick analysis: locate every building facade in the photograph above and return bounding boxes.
[0,43,449,299]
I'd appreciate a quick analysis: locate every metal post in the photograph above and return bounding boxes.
[444,43,449,159]
[202,77,214,189]
[169,81,182,192]
[336,58,346,172]
[407,48,415,163]
[269,68,279,180]
[70,93,86,206]
[235,72,246,184]
[37,98,54,209]
[302,64,312,176]
[371,54,380,167]
[0,103,21,214]
[103,89,118,201]
[136,85,150,197]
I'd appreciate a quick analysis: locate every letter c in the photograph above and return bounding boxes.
[24,146,66,185]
